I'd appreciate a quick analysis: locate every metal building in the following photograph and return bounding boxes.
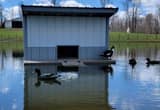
[5,18,22,28]
[22,5,118,61]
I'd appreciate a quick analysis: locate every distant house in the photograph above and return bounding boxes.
[22,5,118,61]
[5,18,22,28]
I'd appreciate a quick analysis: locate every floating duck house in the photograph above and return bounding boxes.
[22,5,118,61]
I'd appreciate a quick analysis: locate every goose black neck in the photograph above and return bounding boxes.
[146,58,150,63]
[35,69,41,77]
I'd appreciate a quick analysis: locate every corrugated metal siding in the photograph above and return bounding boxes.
[25,47,106,61]
[27,16,106,47]
[79,47,107,60]
[25,47,56,61]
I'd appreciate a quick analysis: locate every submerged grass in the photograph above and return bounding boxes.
[110,42,160,53]
[0,41,23,51]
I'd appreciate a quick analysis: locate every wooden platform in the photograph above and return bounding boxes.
[24,59,116,66]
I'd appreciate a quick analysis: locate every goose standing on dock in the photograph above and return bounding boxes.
[34,68,60,80]
[146,58,160,65]
[100,46,115,59]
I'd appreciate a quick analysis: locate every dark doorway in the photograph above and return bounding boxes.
[57,66,79,72]
[57,46,79,59]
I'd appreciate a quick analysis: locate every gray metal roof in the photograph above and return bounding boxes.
[22,5,118,17]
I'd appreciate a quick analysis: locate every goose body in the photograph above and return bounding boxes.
[146,58,160,65]
[100,46,115,59]
[35,78,61,87]
[38,74,59,80]
[129,58,137,65]
[129,58,137,69]
[34,68,60,80]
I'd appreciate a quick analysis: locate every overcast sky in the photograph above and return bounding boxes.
[0,0,160,20]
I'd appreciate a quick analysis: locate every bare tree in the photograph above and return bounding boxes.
[110,0,160,34]
[130,0,141,33]
[121,0,142,33]
[154,5,160,34]
[122,0,132,32]
[0,3,3,28]
[18,0,24,19]
[100,0,111,7]
[51,0,56,6]
[145,14,154,34]
[100,0,106,7]
[154,17,159,34]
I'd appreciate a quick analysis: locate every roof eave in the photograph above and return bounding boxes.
[22,5,118,17]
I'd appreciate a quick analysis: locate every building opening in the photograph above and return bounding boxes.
[57,46,79,59]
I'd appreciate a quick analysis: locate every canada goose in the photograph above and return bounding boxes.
[100,46,115,59]
[34,68,60,80]
[146,58,160,65]
[129,58,137,69]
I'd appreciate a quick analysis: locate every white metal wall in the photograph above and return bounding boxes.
[5,21,12,28]
[27,16,106,47]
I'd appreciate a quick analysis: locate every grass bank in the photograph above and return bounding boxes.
[0,28,23,41]
[110,32,160,42]
[0,29,160,42]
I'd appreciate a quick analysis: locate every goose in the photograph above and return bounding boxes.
[34,68,60,80]
[129,58,137,69]
[146,58,160,65]
[100,46,115,59]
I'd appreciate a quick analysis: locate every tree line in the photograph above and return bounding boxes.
[0,0,160,34]
[109,0,160,34]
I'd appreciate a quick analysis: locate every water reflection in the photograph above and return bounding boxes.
[1,43,160,110]
[0,49,24,110]
[101,65,114,77]
[35,77,62,87]
[24,65,112,110]
[109,43,160,110]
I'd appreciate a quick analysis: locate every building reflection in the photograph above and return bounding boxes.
[24,64,113,110]
[0,50,23,71]
[0,50,6,70]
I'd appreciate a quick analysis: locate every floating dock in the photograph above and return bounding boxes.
[24,59,116,66]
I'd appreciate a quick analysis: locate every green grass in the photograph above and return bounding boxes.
[1,29,160,42]
[109,32,160,42]
[0,28,23,41]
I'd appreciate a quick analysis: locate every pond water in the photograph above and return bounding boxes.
[0,43,160,110]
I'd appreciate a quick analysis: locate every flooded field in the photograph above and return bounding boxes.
[0,43,160,110]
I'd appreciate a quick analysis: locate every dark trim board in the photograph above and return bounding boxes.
[24,59,116,66]
[22,5,118,17]
[24,47,107,61]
